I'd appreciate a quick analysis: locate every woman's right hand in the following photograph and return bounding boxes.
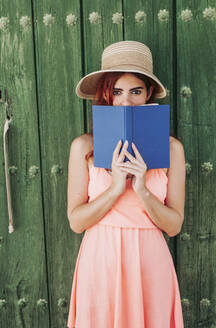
[110,140,129,196]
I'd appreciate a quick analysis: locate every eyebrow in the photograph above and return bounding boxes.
[113,86,144,91]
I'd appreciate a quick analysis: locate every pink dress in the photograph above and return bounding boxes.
[67,164,184,328]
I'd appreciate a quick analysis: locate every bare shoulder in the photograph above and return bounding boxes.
[70,133,93,154]
[169,136,185,174]
[69,133,93,170]
[67,134,93,227]
[169,136,185,156]
[72,133,93,146]
[161,137,184,175]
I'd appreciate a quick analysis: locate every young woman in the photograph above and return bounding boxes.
[67,41,186,328]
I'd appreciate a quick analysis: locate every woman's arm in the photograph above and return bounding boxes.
[69,187,122,234]
[67,135,122,234]
[135,138,186,237]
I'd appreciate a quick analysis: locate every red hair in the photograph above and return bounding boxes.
[92,72,157,106]
[93,72,125,105]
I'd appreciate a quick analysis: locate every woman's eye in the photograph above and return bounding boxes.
[113,89,142,96]
[131,89,141,95]
[113,90,121,95]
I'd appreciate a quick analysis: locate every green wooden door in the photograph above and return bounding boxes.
[0,1,50,327]
[0,1,215,327]
[176,1,216,327]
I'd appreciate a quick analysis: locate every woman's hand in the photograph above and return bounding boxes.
[110,140,129,195]
[116,142,147,194]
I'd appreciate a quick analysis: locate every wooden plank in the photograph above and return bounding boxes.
[123,0,176,258]
[82,0,123,132]
[123,0,175,131]
[176,0,216,326]
[31,0,84,327]
[0,1,49,327]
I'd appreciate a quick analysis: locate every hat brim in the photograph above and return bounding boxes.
[76,67,167,100]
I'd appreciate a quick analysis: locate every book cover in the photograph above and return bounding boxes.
[92,104,170,170]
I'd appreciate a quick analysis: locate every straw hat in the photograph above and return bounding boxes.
[76,40,167,99]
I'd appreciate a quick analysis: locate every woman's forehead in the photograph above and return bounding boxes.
[114,73,147,88]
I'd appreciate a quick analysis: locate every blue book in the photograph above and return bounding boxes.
[92,104,170,170]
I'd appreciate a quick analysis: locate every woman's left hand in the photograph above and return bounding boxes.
[116,142,147,194]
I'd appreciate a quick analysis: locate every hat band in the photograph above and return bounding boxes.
[101,63,153,75]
